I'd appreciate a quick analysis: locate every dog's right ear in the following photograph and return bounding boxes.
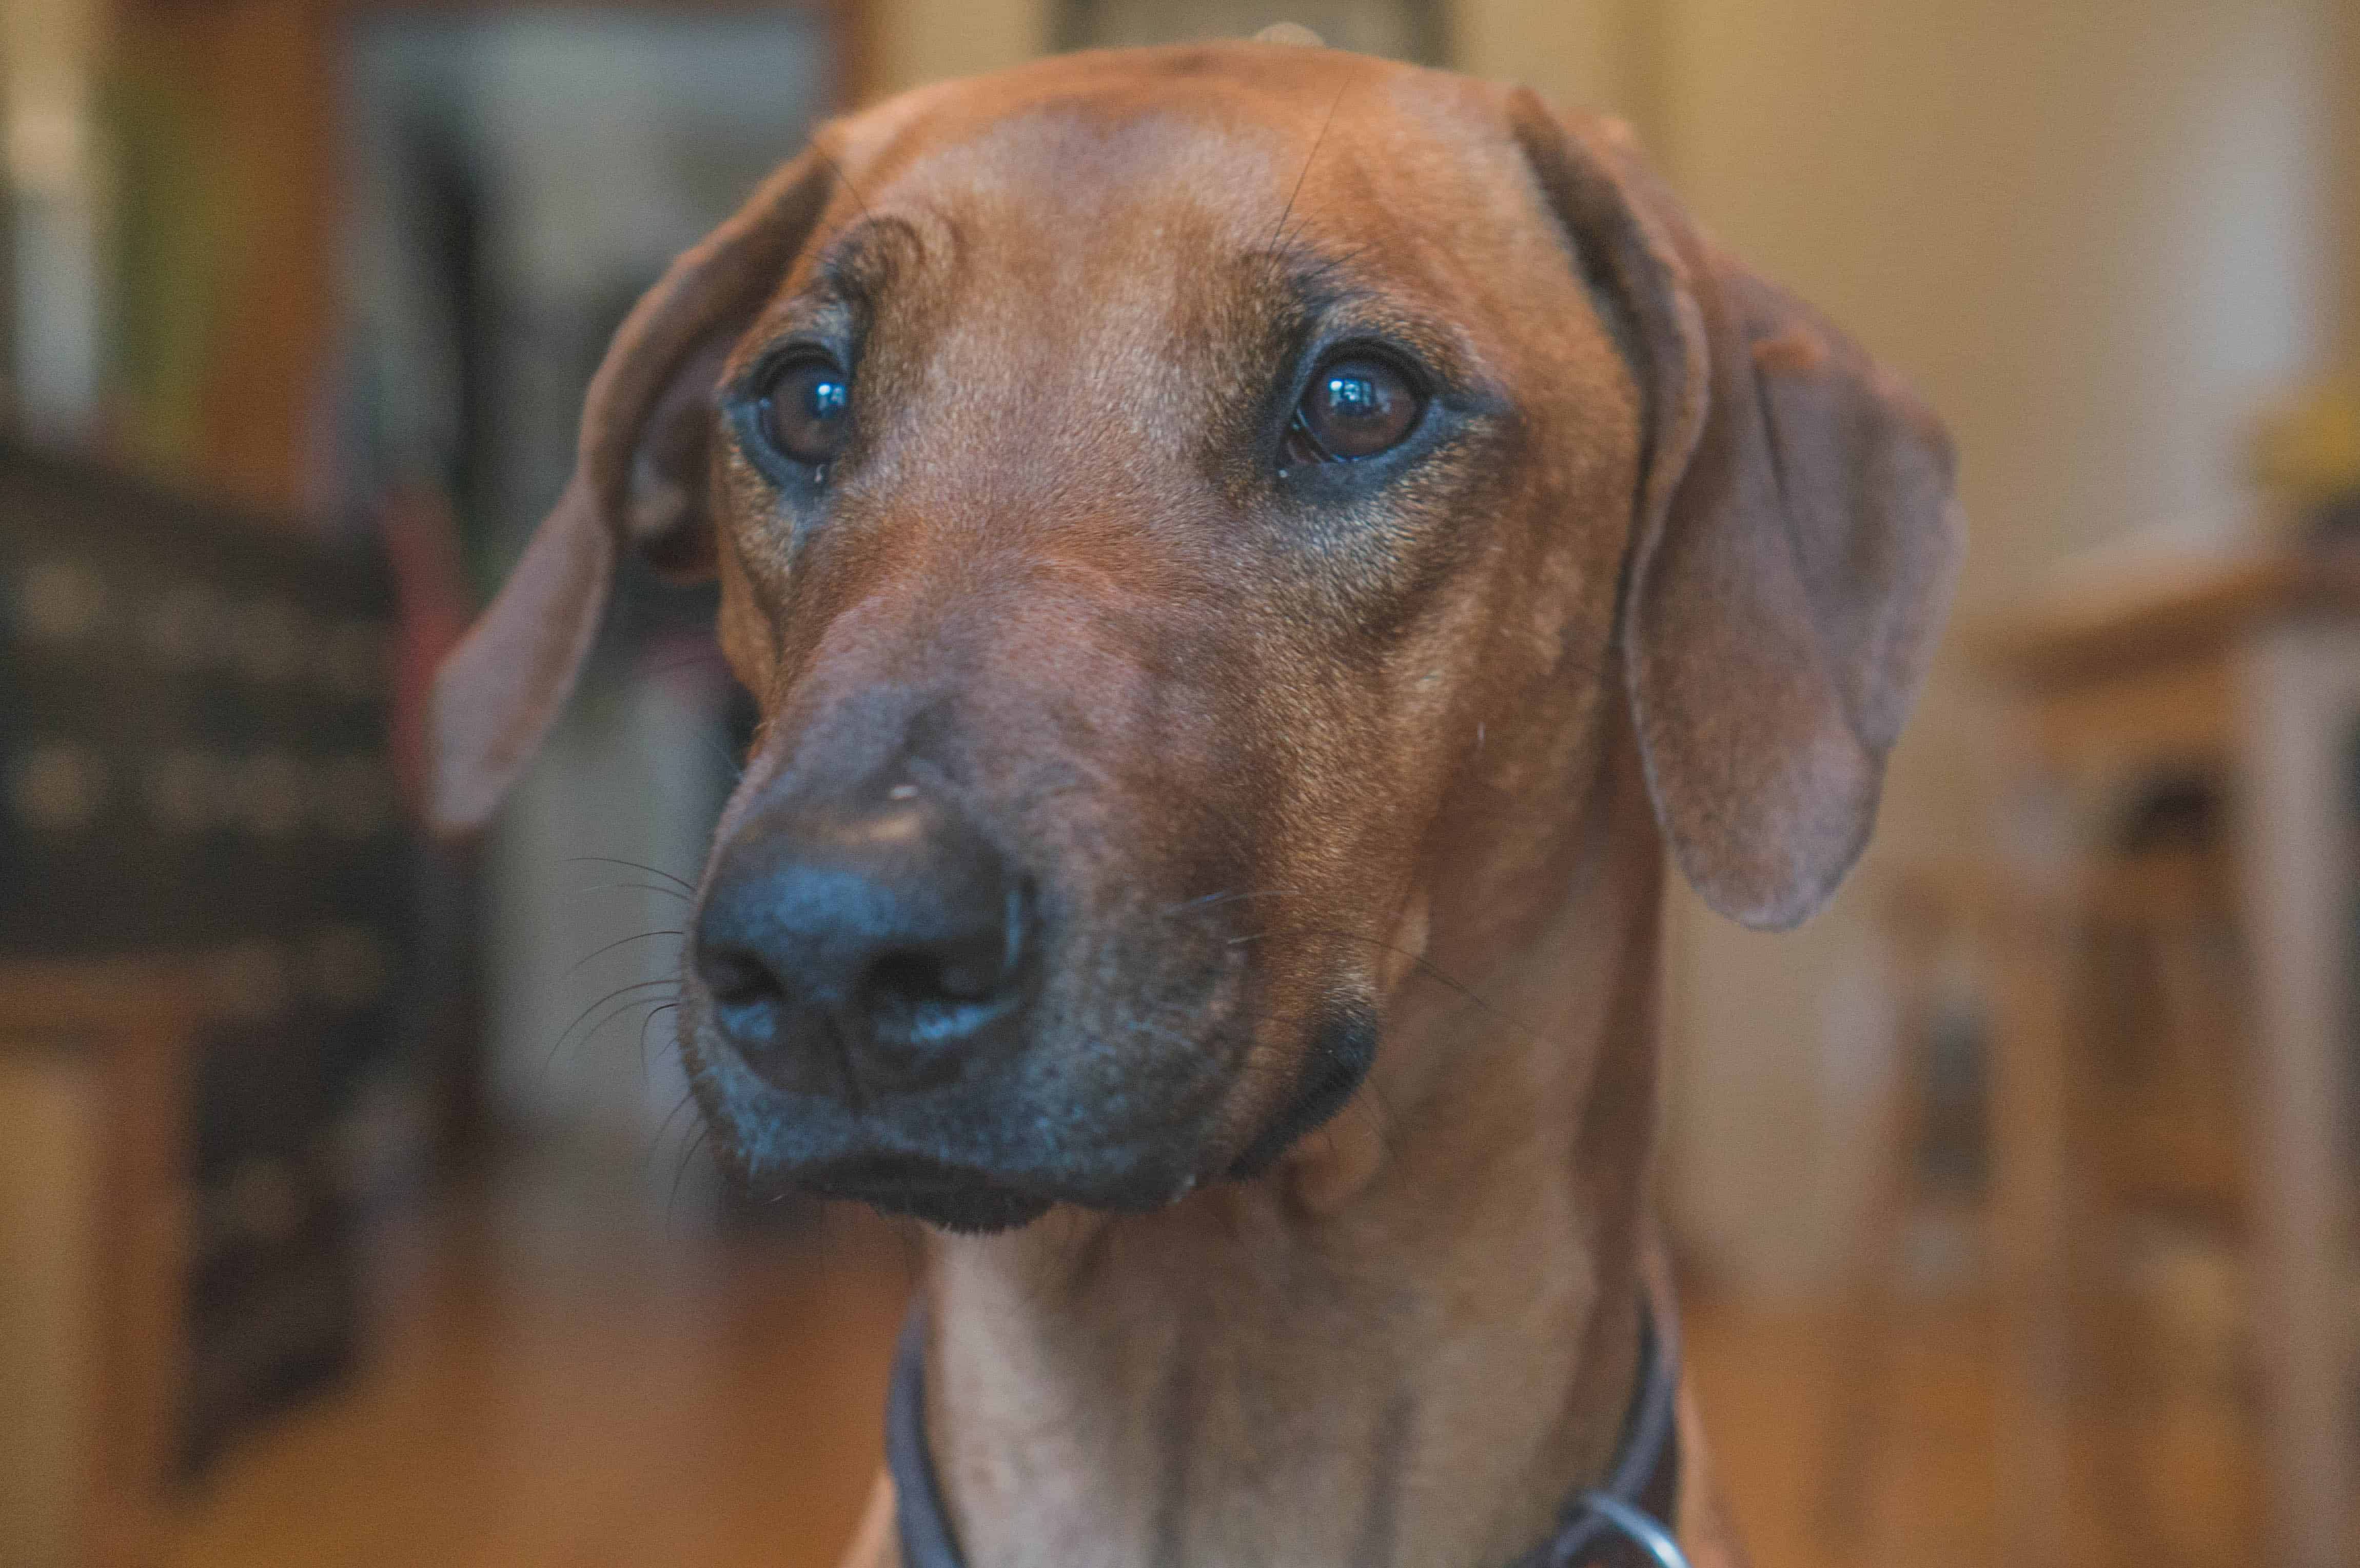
[1507,92,1962,931]
[428,148,838,835]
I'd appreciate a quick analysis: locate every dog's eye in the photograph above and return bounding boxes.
[759,356,852,466]
[1285,355,1422,465]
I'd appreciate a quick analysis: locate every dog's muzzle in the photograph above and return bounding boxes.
[691,771,1087,1230]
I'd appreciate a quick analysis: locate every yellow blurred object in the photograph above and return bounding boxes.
[2247,384,2360,523]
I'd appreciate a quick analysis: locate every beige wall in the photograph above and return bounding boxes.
[1648,0,2339,1292]
[870,0,1049,98]
[1449,0,1663,143]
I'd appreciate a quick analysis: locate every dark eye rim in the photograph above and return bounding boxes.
[1280,344,1430,470]
[725,344,855,484]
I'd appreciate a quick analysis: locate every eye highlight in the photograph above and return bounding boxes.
[758,355,852,467]
[1285,354,1423,466]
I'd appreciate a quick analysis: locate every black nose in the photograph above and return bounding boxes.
[694,781,1035,1098]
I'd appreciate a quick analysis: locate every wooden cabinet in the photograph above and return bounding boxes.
[1,961,200,1568]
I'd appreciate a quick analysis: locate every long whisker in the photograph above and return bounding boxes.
[549,992,678,1077]
[638,1000,681,1076]
[809,134,878,229]
[1266,69,1356,262]
[565,930,686,978]
[565,855,695,892]
[1304,240,1375,276]
[544,978,680,1072]
[1159,887,1304,919]
[669,1123,714,1232]
[647,1085,700,1176]
[578,881,693,902]
[701,727,748,784]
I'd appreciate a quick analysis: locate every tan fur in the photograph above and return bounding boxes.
[430,39,1957,1568]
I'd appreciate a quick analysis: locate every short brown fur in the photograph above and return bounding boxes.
[432,40,1958,1568]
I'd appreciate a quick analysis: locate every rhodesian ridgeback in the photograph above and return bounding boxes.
[431,33,1959,1568]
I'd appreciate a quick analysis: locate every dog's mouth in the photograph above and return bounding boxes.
[798,1152,1055,1234]
[698,997,1383,1233]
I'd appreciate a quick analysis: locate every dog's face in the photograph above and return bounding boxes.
[431,46,1959,1232]
[684,60,1647,1228]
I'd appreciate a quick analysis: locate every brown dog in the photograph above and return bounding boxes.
[431,37,1958,1568]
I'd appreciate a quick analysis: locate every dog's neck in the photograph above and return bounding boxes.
[923,723,1666,1568]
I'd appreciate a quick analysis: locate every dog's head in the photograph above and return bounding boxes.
[432,44,1959,1231]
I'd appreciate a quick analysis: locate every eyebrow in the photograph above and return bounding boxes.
[719,214,930,396]
[814,214,928,303]
[1246,236,1389,321]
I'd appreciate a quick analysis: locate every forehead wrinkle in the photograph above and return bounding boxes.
[727,211,943,375]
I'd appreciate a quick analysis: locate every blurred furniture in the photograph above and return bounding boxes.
[1981,543,2360,1568]
[1834,843,2251,1559]
[2,441,409,1473]
[0,959,201,1568]
[1826,858,1995,1543]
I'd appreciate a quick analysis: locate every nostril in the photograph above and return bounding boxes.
[700,945,786,1014]
[859,879,1033,1047]
[870,946,1000,1006]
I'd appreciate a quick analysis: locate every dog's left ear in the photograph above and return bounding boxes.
[1508,92,1963,930]
[428,148,837,835]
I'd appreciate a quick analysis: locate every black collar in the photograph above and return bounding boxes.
[884,1296,1686,1568]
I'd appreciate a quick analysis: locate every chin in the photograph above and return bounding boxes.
[798,1154,1056,1234]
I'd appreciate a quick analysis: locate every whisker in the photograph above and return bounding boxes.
[548,992,678,1077]
[704,729,746,783]
[565,929,686,979]
[1159,887,1304,919]
[646,1085,700,1176]
[1293,241,1377,288]
[810,134,878,228]
[638,1000,681,1076]
[577,880,693,902]
[543,978,680,1072]
[1265,69,1356,265]
[670,1123,714,1232]
[565,855,695,892]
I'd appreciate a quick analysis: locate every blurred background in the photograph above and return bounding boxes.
[3,2,2357,1565]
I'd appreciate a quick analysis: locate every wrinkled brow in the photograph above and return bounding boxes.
[813,213,933,303]
[738,213,931,342]
[1242,234,1433,331]
[1241,239,1477,380]
[724,214,932,387]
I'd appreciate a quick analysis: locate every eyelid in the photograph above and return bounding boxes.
[1309,342,1426,392]
[732,341,847,404]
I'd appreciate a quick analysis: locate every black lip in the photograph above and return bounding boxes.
[798,1153,1053,1234]
[1225,1002,1379,1178]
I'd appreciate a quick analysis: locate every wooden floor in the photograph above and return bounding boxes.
[1687,1296,2257,1568]
[166,1154,2256,1567]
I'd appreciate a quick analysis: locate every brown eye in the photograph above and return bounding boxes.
[760,356,851,466]
[1287,355,1421,464]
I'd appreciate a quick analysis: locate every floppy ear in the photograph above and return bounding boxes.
[428,148,836,834]
[1509,93,1963,930]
